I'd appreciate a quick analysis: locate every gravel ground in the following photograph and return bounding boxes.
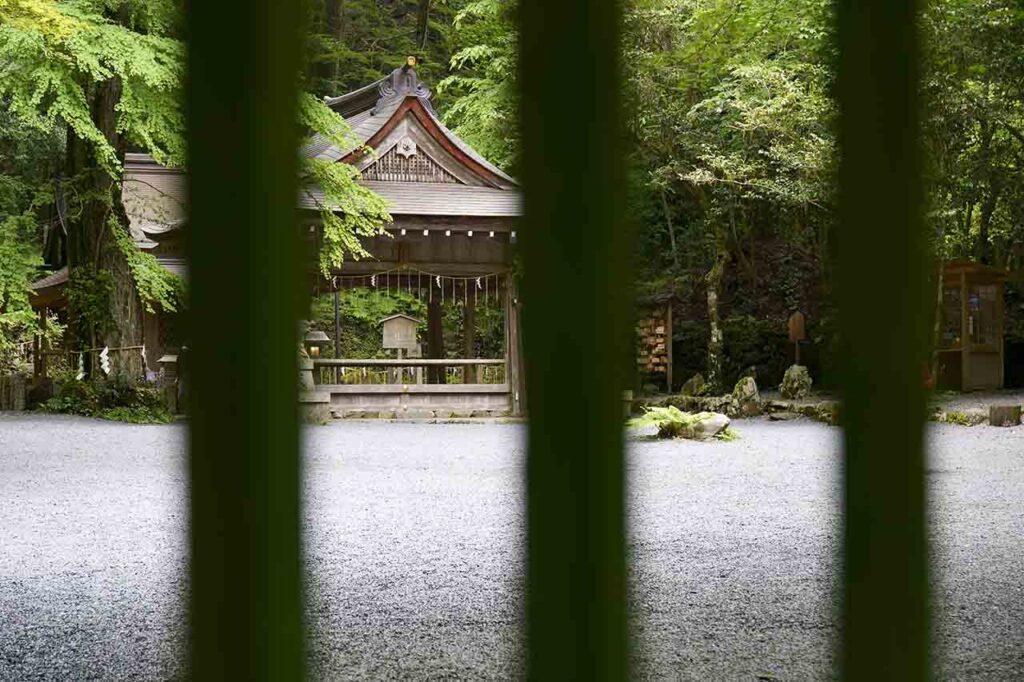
[1,413,1022,680]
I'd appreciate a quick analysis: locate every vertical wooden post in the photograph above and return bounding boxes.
[503,275,524,415]
[520,0,629,677]
[427,281,444,384]
[836,0,930,679]
[35,308,45,378]
[961,271,969,391]
[186,0,304,679]
[333,289,341,383]
[997,281,1005,388]
[463,289,477,383]
[665,303,673,392]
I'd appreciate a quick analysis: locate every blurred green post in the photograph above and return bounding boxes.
[520,0,630,679]
[835,0,931,679]
[186,0,305,679]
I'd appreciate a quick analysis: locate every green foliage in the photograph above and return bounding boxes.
[66,268,114,343]
[297,94,393,273]
[936,410,974,427]
[309,287,506,360]
[40,372,172,423]
[437,0,518,172]
[721,316,789,389]
[716,426,740,441]
[0,214,42,367]
[110,216,184,312]
[0,104,64,369]
[0,0,186,173]
[310,288,425,358]
[628,405,704,438]
[304,0,464,97]
[628,405,734,440]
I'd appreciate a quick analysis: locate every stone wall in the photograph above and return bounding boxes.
[0,374,26,411]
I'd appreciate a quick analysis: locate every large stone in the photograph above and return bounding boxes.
[989,404,1022,427]
[780,365,813,400]
[731,376,761,417]
[680,373,709,397]
[686,412,731,440]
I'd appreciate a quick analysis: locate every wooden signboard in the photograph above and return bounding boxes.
[380,314,421,350]
[788,311,806,343]
[788,311,806,365]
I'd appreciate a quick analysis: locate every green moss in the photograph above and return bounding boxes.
[716,426,740,441]
[934,410,976,427]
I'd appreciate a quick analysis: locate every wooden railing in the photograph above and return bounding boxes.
[312,358,506,386]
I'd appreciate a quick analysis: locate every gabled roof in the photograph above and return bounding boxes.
[378,313,422,325]
[308,63,520,199]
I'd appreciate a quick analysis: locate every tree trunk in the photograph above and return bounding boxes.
[705,229,728,392]
[322,0,345,91]
[65,76,144,379]
[659,189,679,267]
[418,0,432,50]
[976,180,1000,265]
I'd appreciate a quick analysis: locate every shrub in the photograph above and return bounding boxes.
[40,372,171,424]
[628,405,733,440]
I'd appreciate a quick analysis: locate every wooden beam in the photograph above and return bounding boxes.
[313,358,503,367]
[186,0,304,678]
[320,383,509,394]
[520,0,629,677]
[835,0,930,678]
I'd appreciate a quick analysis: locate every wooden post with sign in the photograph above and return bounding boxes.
[788,311,807,365]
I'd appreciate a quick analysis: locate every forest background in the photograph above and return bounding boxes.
[1,0,1023,393]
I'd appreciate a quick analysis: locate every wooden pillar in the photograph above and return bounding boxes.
[836,0,930,677]
[187,0,304,676]
[998,281,1005,388]
[665,303,673,392]
[520,0,629,664]
[34,308,45,378]
[504,274,524,416]
[961,270,969,391]
[463,288,477,384]
[427,282,444,384]
[333,288,341,383]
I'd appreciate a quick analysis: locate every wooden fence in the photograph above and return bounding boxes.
[187,1,928,680]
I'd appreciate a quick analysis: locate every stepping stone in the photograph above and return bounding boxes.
[989,405,1021,427]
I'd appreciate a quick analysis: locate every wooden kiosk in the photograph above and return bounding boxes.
[306,61,524,416]
[936,260,1007,391]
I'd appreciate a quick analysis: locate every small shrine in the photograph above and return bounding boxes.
[936,260,1008,391]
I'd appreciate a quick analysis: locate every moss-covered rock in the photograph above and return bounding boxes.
[780,364,813,400]
[680,373,709,397]
[731,376,761,417]
[628,405,731,440]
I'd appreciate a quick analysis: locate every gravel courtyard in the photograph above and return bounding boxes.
[1,414,1022,679]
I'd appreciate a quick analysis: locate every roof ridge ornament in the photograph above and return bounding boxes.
[376,56,433,114]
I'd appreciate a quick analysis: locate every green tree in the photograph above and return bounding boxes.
[0,0,392,376]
